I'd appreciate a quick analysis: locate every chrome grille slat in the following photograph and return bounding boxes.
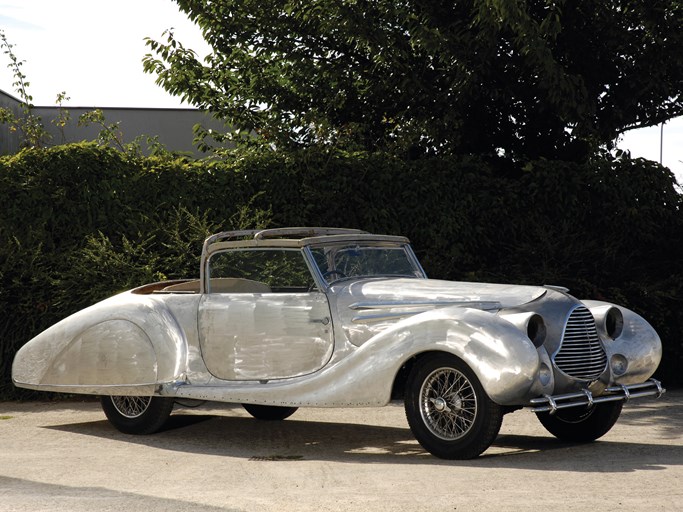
[558,359,605,366]
[554,306,607,380]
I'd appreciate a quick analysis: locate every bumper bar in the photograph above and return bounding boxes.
[529,379,665,414]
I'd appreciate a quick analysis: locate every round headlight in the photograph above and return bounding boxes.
[527,314,547,348]
[610,354,628,376]
[538,363,552,386]
[499,312,547,348]
[605,307,624,339]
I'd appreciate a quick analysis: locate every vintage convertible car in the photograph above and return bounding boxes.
[13,228,665,459]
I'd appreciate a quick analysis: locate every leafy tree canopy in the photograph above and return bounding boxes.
[144,0,683,159]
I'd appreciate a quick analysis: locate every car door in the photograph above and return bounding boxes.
[198,248,334,381]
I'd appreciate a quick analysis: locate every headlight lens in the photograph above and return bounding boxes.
[605,307,624,339]
[610,354,628,376]
[527,314,547,348]
[499,312,547,348]
[539,363,552,385]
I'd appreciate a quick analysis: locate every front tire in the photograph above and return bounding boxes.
[404,354,503,459]
[242,404,298,421]
[101,395,175,434]
[536,401,623,442]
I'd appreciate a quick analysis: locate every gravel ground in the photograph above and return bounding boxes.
[1,390,681,512]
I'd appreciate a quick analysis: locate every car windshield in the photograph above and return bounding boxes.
[309,242,424,284]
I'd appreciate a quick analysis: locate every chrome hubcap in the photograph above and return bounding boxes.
[432,397,449,412]
[420,367,477,440]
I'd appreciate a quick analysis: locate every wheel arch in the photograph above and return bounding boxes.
[384,307,541,405]
[391,350,445,400]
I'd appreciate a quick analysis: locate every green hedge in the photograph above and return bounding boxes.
[1,143,681,398]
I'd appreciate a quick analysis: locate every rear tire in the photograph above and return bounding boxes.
[536,401,623,442]
[404,353,503,459]
[242,404,298,421]
[101,395,175,435]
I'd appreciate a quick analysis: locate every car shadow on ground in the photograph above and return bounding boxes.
[46,404,683,472]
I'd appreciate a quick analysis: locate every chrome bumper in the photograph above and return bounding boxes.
[529,379,665,414]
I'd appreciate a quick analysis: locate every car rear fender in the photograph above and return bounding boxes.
[12,292,190,395]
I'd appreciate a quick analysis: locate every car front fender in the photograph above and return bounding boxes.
[583,300,662,385]
[358,305,541,405]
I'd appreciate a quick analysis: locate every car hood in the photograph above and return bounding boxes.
[331,278,549,347]
[333,277,546,310]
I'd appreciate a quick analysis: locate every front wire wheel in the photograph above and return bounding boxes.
[536,401,623,442]
[405,354,503,459]
[101,395,175,435]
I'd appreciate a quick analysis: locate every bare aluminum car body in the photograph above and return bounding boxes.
[12,228,664,458]
[13,227,663,409]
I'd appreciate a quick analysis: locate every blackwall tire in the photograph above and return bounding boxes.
[242,404,298,421]
[536,401,623,442]
[101,395,175,435]
[404,353,503,459]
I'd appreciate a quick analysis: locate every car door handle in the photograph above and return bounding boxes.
[310,317,330,325]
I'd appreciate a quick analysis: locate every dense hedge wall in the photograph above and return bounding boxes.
[1,143,681,399]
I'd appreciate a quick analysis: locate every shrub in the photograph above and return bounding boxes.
[1,144,681,398]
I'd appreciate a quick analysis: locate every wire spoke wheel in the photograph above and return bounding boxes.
[420,367,477,440]
[110,396,153,419]
[405,354,503,459]
[101,395,175,435]
[536,401,623,442]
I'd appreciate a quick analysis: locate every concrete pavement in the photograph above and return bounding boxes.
[1,390,681,511]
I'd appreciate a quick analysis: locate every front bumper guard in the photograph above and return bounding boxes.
[529,378,665,415]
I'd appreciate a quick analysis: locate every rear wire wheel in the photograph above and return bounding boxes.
[101,395,175,435]
[405,354,503,459]
[242,404,298,421]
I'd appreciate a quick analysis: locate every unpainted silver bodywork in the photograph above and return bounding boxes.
[12,228,664,411]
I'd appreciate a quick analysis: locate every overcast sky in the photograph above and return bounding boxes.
[1,0,681,184]
[0,0,207,108]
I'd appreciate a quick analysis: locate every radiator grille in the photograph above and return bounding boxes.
[554,306,607,380]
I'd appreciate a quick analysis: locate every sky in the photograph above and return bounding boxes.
[1,0,681,185]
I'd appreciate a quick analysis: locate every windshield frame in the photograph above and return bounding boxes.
[303,240,427,289]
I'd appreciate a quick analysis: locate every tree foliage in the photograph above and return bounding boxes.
[144,0,683,159]
[0,30,50,148]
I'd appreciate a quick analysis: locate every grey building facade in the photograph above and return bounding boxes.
[0,89,229,156]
